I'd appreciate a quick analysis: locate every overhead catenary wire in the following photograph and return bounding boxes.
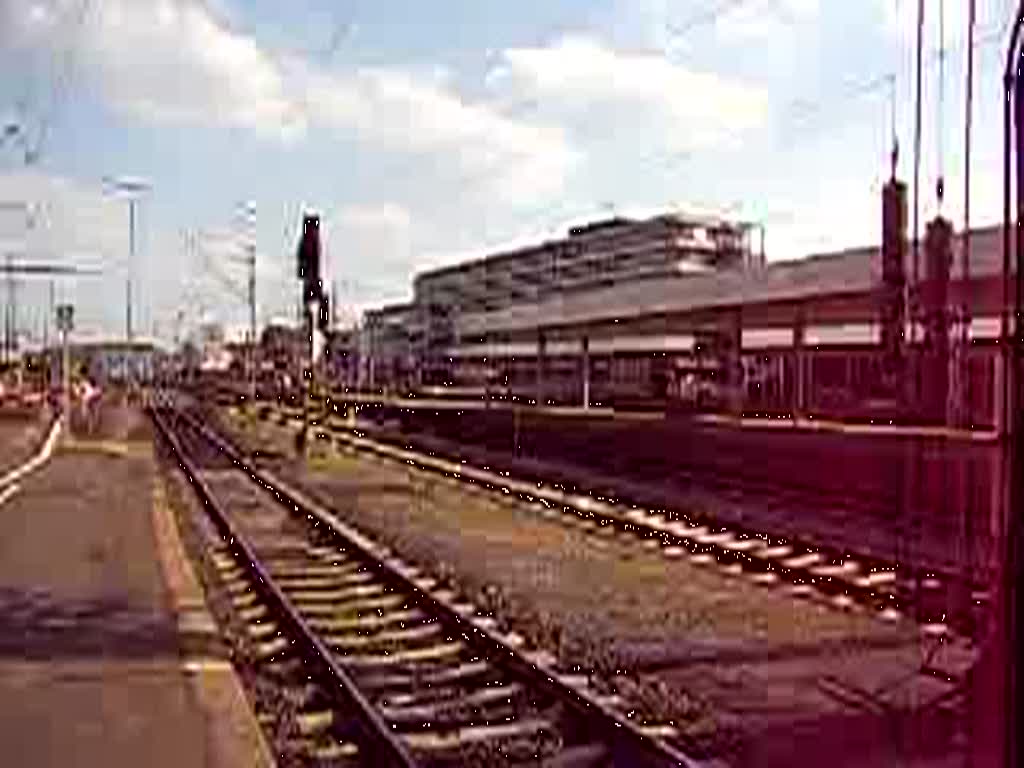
[963,0,977,320]
[888,73,899,175]
[912,0,924,323]
[936,0,946,210]
[665,0,748,39]
[784,25,1003,131]
[12,0,94,167]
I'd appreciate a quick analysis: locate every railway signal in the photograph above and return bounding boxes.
[294,213,326,456]
[296,214,322,305]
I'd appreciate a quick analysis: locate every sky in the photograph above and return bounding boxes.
[0,0,1018,345]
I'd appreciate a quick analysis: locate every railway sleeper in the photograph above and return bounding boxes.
[380,678,516,710]
[378,682,526,724]
[307,607,426,633]
[270,571,377,591]
[238,603,269,622]
[342,638,466,668]
[281,735,361,767]
[246,620,279,640]
[400,717,558,756]
[326,620,444,650]
[389,695,541,738]
[285,582,389,603]
[289,592,408,617]
[264,561,365,578]
[357,659,494,692]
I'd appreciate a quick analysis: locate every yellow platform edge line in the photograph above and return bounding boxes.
[151,473,277,768]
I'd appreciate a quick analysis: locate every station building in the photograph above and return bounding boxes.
[42,339,161,385]
[359,201,1010,430]
[361,213,760,388]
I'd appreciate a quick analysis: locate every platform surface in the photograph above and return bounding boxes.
[0,399,272,768]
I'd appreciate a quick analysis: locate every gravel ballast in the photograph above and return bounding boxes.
[212,404,964,766]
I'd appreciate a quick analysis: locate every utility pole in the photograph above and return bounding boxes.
[911,0,925,409]
[11,259,16,363]
[991,12,1024,767]
[961,0,977,422]
[245,202,257,402]
[3,253,10,365]
[56,304,73,428]
[102,176,151,346]
[43,279,53,350]
[127,196,135,342]
[3,254,18,367]
[248,243,256,398]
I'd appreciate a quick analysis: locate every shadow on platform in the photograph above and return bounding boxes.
[0,586,179,660]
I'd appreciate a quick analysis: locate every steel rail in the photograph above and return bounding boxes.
[150,405,418,768]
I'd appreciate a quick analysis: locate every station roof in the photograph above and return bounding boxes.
[458,223,1005,335]
[364,302,415,324]
[64,339,162,353]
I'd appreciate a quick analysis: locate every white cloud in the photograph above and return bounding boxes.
[4,0,304,140]
[329,202,411,269]
[6,1,576,205]
[325,202,416,306]
[305,67,578,206]
[490,35,768,152]
[622,0,818,53]
[714,0,819,42]
[99,1,304,138]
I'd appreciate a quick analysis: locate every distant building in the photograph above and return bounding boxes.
[360,303,415,392]
[198,323,231,372]
[380,211,761,386]
[259,322,304,383]
[325,327,358,388]
[45,340,161,385]
[356,198,1021,429]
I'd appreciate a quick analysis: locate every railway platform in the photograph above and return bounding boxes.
[336,392,1002,581]
[0,399,272,768]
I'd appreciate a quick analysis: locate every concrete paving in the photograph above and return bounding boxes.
[0,402,273,768]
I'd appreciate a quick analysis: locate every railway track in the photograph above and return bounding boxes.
[152,403,708,767]
[230,394,988,654]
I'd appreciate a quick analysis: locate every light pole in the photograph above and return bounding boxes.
[193,203,259,401]
[56,304,73,425]
[102,176,151,344]
[240,201,257,402]
[0,201,30,366]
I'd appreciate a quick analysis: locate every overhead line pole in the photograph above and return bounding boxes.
[912,0,926,408]
[964,0,977,319]
[992,9,1024,767]
[43,279,54,351]
[249,239,256,400]
[127,196,135,343]
[3,254,10,365]
[245,203,257,403]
